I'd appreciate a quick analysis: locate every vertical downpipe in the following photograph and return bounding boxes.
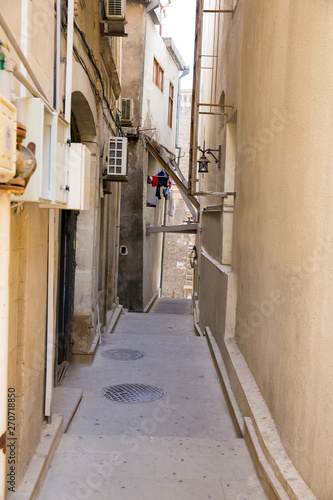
[65,0,74,122]
[189,0,204,194]
[0,193,10,498]
[159,197,167,296]
[20,0,28,97]
[45,209,55,420]
[55,0,61,112]
[139,11,148,128]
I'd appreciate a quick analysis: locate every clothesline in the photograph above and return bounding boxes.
[147,169,174,216]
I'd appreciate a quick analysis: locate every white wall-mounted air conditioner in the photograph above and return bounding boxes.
[12,98,70,206]
[121,98,133,126]
[106,137,128,178]
[12,98,58,203]
[55,116,70,205]
[104,0,126,20]
[67,143,91,211]
[0,94,16,183]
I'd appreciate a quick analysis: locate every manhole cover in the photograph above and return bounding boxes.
[101,349,145,360]
[102,384,164,403]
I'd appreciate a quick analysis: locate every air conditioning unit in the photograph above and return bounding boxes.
[0,93,16,183]
[67,143,91,211]
[121,98,133,126]
[12,98,73,207]
[104,0,126,20]
[106,137,128,179]
[12,98,58,203]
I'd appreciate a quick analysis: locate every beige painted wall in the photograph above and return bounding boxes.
[8,204,49,484]
[198,0,333,497]
[1,0,54,487]
[2,0,123,490]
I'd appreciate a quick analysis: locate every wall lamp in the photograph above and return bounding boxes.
[197,145,221,173]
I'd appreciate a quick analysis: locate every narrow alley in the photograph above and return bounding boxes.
[37,298,266,500]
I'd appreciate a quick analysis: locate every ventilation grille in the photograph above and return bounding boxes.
[106,137,128,176]
[121,99,133,125]
[105,0,125,18]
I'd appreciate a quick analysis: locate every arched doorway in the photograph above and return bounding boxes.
[56,82,97,382]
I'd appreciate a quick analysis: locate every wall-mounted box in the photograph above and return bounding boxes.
[106,136,128,180]
[12,98,71,207]
[121,98,133,126]
[67,143,91,211]
[55,117,70,205]
[0,93,17,183]
[12,97,57,203]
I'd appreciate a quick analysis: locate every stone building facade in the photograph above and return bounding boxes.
[163,89,194,299]
[118,0,185,311]
[191,0,333,498]
[0,0,124,494]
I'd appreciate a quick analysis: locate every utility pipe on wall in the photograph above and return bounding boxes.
[44,209,55,420]
[8,64,52,111]
[20,0,28,97]
[0,10,48,101]
[55,0,61,112]
[65,0,74,122]
[0,193,11,499]
[175,65,190,166]
[189,0,204,195]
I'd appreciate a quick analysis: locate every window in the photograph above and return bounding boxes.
[168,82,174,128]
[153,58,164,92]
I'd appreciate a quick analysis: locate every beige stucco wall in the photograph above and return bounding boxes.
[8,204,49,484]
[2,0,123,489]
[197,0,333,497]
[2,0,54,487]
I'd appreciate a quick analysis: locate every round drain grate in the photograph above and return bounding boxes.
[102,384,164,403]
[101,349,146,360]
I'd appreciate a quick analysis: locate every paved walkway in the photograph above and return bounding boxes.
[38,298,267,500]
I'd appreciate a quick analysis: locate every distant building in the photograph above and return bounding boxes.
[163,90,195,299]
[118,0,186,311]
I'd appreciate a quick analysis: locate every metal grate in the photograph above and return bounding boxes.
[101,349,145,361]
[106,0,123,16]
[102,384,164,403]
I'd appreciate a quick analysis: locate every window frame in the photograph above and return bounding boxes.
[153,57,164,92]
[168,82,174,128]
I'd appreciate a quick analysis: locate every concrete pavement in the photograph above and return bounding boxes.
[37,298,267,500]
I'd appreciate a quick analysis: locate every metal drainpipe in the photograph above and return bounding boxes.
[159,196,168,296]
[189,0,204,195]
[0,10,48,101]
[0,193,11,499]
[139,10,148,128]
[65,0,74,122]
[55,0,61,112]
[44,209,55,422]
[175,66,190,166]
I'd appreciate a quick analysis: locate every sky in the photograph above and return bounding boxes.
[161,0,196,89]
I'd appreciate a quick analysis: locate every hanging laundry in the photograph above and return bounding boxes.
[168,187,174,216]
[155,169,169,199]
[152,176,158,187]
